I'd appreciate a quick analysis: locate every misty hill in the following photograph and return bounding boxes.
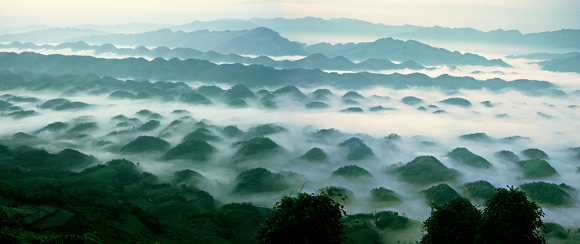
[304,38,511,66]
[331,165,373,179]
[440,97,472,107]
[520,182,575,206]
[389,155,459,184]
[401,96,423,105]
[463,180,495,200]
[161,139,215,161]
[119,136,170,153]
[182,128,221,142]
[459,133,494,142]
[0,28,110,43]
[494,150,520,162]
[233,136,280,158]
[0,145,99,170]
[64,27,306,56]
[421,183,461,206]
[232,167,289,194]
[338,137,374,160]
[521,148,549,160]
[446,147,491,168]
[517,159,558,179]
[0,52,559,95]
[0,42,426,72]
[300,147,328,161]
[539,54,580,74]
[370,187,402,204]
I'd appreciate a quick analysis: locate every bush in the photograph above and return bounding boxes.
[476,186,546,244]
[420,197,481,244]
[256,190,348,244]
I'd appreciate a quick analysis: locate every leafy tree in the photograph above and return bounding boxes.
[420,197,481,244]
[256,190,349,244]
[476,186,546,244]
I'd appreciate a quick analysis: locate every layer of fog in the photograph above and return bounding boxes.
[1,80,579,230]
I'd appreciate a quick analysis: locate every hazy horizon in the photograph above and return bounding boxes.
[1,0,579,33]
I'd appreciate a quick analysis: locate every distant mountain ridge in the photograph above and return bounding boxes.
[63,27,306,56]
[305,38,511,67]
[0,41,427,72]
[15,27,508,66]
[169,17,580,51]
[3,17,578,52]
[539,54,580,74]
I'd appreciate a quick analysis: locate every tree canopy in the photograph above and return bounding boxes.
[256,190,349,244]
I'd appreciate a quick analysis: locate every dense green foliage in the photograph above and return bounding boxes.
[222,84,256,101]
[477,187,546,244]
[541,222,569,240]
[390,156,459,184]
[137,120,161,131]
[331,165,373,179]
[420,186,548,244]
[0,155,227,243]
[517,159,558,179]
[300,147,328,161]
[374,211,410,231]
[420,197,481,244]
[178,92,213,105]
[161,139,215,161]
[234,137,279,157]
[196,85,225,97]
[369,187,401,204]
[68,122,98,133]
[233,168,289,194]
[36,121,69,133]
[421,183,461,206]
[459,132,494,142]
[223,125,244,137]
[0,146,99,170]
[520,181,573,206]
[119,135,170,153]
[446,147,491,168]
[494,150,520,162]
[171,169,206,186]
[522,148,550,159]
[256,190,348,244]
[183,128,222,142]
[463,180,496,200]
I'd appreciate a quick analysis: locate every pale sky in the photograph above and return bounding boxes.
[1,0,579,33]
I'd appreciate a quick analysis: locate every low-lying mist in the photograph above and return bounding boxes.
[2,77,579,232]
